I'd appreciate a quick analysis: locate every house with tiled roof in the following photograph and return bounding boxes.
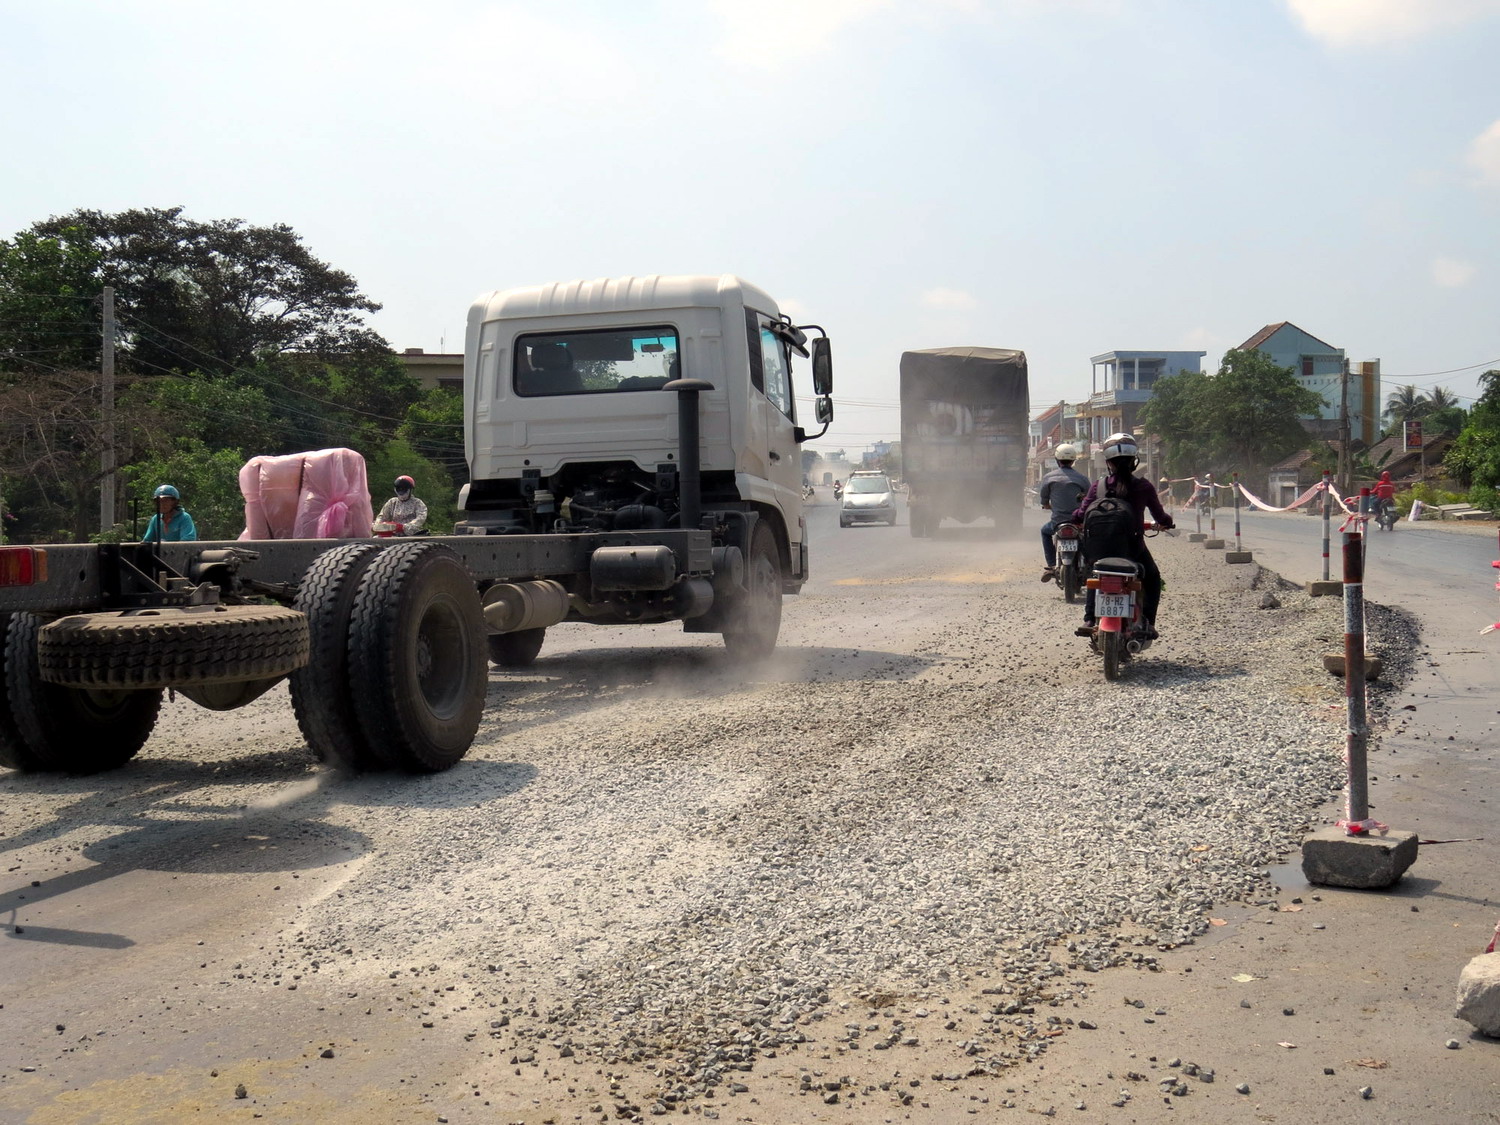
[1237,322,1379,447]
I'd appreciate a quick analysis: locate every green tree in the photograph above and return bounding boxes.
[0,232,103,375]
[399,386,467,490]
[1383,383,1429,429]
[1139,350,1321,479]
[28,207,388,375]
[121,439,248,541]
[1444,370,1500,492]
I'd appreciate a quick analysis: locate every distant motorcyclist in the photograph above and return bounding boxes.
[377,475,429,536]
[144,484,197,542]
[1038,443,1090,582]
[1374,471,1397,524]
[1072,433,1174,638]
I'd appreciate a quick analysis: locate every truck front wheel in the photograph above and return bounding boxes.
[1,613,161,774]
[723,523,782,661]
[349,542,487,772]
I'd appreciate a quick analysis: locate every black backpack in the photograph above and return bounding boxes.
[1081,478,1138,563]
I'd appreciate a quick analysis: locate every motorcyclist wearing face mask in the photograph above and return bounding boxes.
[377,475,428,536]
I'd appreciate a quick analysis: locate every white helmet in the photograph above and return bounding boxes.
[1101,432,1139,467]
[1054,443,1079,462]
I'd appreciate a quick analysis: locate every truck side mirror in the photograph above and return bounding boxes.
[815,396,833,424]
[811,337,832,396]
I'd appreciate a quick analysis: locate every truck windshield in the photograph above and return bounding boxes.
[848,477,891,494]
[514,327,679,396]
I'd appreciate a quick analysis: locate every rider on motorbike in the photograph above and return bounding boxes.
[1071,433,1174,638]
[1374,470,1397,526]
[1038,443,1090,582]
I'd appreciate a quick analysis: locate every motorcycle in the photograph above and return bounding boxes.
[1081,524,1174,681]
[1374,498,1397,531]
[832,481,844,500]
[803,484,815,501]
[1050,521,1086,603]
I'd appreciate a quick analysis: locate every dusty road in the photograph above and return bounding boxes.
[2,501,1495,1123]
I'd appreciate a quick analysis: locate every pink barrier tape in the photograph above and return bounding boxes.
[1236,479,1327,513]
[1335,817,1389,837]
[1487,918,1500,955]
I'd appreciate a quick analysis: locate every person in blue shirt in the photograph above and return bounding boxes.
[143,484,197,542]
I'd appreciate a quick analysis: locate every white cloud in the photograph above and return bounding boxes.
[1468,120,1500,186]
[920,287,978,310]
[1283,0,1500,48]
[1432,257,1478,288]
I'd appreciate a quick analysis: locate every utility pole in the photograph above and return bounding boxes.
[1337,356,1351,501]
[99,285,116,533]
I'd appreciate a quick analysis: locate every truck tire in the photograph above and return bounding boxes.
[2,612,161,774]
[488,628,546,668]
[37,605,309,690]
[348,542,487,772]
[723,522,782,661]
[289,542,385,770]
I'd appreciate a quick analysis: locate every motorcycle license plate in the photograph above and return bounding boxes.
[1059,541,1077,553]
[1095,592,1133,618]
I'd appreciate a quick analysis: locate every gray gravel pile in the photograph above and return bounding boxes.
[218,536,1411,1090]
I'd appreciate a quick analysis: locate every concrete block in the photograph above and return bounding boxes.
[1456,953,1500,1037]
[1187,533,1207,543]
[1300,826,1417,889]
[1322,652,1384,679]
[1306,580,1342,597]
[1203,539,1225,550]
[1225,551,1253,564]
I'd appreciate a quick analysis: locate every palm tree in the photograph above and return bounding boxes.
[1383,383,1429,426]
[1426,386,1460,411]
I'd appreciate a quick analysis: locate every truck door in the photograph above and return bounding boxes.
[747,311,803,533]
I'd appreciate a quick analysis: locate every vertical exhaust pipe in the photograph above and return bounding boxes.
[664,377,714,530]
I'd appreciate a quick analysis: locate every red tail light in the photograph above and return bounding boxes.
[1056,525,1079,539]
[0,547,47,587]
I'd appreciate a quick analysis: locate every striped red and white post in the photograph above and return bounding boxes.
[1341,526,1370,830]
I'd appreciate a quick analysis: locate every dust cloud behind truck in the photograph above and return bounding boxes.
[900,347,1029,538]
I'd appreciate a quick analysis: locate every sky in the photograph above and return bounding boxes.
[3,0,1498,456]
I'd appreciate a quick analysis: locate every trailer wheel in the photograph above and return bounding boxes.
[37,605,309,690]
[2,612,161,774]
[488,628,546,668]
[722,522,782,661]
[289,542,385,770]
[349,542,487,772]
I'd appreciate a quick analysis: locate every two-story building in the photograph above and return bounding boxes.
[1237,323,1378,447]
[1080,350,1206,446]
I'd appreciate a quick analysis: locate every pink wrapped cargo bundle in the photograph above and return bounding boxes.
[239,448,374,539]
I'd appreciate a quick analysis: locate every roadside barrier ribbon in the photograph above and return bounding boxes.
[1335,817,1389,836]
[1235,479,1328,513]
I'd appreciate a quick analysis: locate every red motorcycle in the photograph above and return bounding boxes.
[1082,524,1173,680]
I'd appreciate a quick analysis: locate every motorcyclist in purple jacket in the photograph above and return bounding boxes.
[1071,433,1174,637]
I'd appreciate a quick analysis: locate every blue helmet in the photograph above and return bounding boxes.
[153,484,181,500]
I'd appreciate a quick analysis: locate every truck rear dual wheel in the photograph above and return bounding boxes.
[348,542,488,773]
[1,612,162,774]
[722,522,783,662]
[488,628,546,668]
[289,542,385,770]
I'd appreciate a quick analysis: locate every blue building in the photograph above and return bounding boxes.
[1082,350,1207,445]
[1237,322,1378,447]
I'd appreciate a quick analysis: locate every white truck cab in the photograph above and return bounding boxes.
[459,274,832,589]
